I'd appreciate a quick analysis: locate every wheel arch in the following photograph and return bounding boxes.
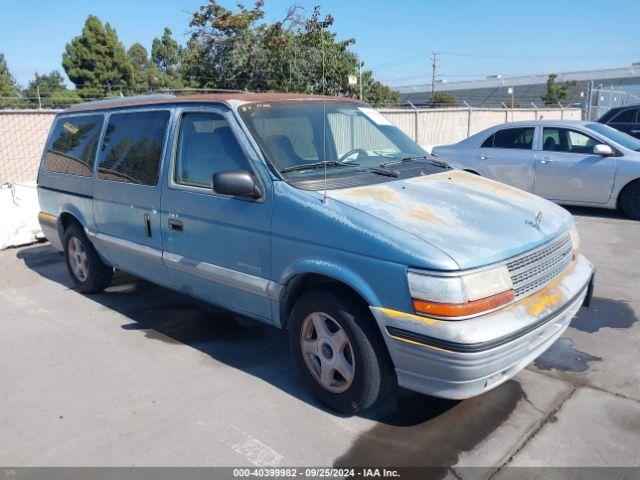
[57,203,91,233]
[279,269,396,384]
[616,176,640,209]
[277,264,381,331]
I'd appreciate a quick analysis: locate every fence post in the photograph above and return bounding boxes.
[586,80,593,122]
[501,102,509,122]
[407,100,419,142]
[463,101,472,137]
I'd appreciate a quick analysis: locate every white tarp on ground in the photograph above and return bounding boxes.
[0,182,44,250]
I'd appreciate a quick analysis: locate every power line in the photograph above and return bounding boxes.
[439,50,640,61]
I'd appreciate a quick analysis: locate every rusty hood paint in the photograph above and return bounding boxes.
[327,170,572,270]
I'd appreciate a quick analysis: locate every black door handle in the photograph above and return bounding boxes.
[144,213,152,237]
[168,218,183,232]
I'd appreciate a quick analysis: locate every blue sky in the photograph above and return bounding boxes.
[1,0,639,89]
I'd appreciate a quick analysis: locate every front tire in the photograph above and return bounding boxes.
[63,223,113,293]
[289,288,394,413]
[620,181,640,220]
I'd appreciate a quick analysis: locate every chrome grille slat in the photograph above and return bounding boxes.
[507,232,573,299]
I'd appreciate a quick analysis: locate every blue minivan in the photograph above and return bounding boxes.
[37,92,594,413]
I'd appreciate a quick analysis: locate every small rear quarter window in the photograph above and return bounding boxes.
[44,115,104,176]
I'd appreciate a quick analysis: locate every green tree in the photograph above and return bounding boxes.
[541,74,576,106]
[151,27,184,87]
[184,1,399,104]
[359,70,401,106]
[0,53,22,108]
[0,53,20,97]
[127,43,165,93]
[62,15,133,98]
[427,91,457,107]
[22,71,81,107]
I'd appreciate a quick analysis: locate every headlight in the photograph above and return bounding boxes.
[570,224,580,253]
[407,265,514,318]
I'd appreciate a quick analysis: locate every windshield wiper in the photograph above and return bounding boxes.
[381,155,450,169]
[380,155,424,167]
[280,161,360,173]
[367,166,398,177]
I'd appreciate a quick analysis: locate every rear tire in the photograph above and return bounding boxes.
[289,288,394,413]
[620,181,640,220]
[63,223,113,293]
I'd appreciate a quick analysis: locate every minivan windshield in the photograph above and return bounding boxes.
[586,123,640,152]
[238,100,428,180]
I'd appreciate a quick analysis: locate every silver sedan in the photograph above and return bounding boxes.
[432,120,640,219]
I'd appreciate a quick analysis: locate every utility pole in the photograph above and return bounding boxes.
[358,61,363,102]
[36,86,42,110]
[431,52,438,100]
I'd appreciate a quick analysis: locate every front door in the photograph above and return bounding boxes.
[161,108,273,322]
[533,127,616,203]
[93,109,172,285]
[472,126,537,192]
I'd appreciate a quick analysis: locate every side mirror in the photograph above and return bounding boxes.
[212,170,262,199]
[593,144,613,156]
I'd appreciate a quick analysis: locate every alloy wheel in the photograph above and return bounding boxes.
[300,312,355,393]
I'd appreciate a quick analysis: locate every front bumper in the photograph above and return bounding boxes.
[370,254,593,399]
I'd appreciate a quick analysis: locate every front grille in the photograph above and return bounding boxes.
[506,233,573,299]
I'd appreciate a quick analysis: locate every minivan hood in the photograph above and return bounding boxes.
[327,170,572,270]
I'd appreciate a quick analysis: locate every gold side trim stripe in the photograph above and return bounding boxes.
[38,212,57,222]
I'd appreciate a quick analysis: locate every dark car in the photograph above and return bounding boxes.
[598,105,640,139]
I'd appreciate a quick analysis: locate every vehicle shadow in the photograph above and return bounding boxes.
[16,242,462,427]
[18,243,548,471]
[564,205,627,219]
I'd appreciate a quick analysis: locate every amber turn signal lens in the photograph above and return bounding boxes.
[412,289,515,318]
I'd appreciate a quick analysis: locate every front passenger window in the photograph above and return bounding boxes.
[175,112,251,188]
[542,128,599,154]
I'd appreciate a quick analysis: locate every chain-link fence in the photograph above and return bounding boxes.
[0,110,58,184]
[0,100,580,184]
[584,85,640,121]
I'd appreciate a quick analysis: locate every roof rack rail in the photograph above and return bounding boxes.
[71,93,174,108]
[147,88,246,95]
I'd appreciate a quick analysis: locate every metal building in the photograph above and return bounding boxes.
[398,65,640,119]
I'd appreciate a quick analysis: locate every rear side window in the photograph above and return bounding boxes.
[611,108,638,123]
[44,115,104,176]
[98,110,170,185]
[482,127,534,150]
[174,112,250,188]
